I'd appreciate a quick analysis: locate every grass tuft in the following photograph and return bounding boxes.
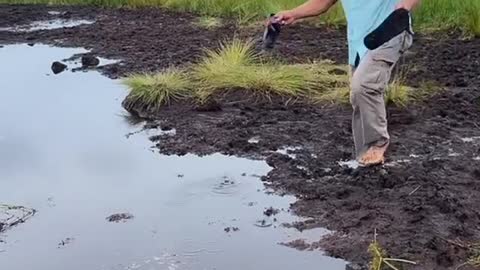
[386,68,413,107]
[193,41,348,101]
[468,245,480,268]
[369,239,417,270]
[122,68,192,110]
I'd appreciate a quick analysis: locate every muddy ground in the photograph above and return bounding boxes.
[1,4,480,270]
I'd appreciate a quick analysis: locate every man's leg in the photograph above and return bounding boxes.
[349,65,365,160]
[350,31,413,165]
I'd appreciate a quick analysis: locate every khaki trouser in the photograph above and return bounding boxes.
[350,31,413,158]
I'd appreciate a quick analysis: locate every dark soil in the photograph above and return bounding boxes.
[1,4,480,270]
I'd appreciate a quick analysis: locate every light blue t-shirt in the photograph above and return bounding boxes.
[340,0,400,66]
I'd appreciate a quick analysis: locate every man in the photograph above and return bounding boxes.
[271,0,420,166]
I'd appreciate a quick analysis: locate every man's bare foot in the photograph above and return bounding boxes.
[358,142,390,166]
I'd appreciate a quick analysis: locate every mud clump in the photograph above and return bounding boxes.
[106,213,134,223]
[224,227,239,233]
[281,239,310,251]
[81,55,99,67]
[263,207,280,217]
[51,61,67,74]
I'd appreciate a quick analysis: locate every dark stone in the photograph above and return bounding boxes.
[81,55,100,67]
[51,61,67,74]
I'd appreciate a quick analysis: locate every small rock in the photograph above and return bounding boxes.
[81,55,100,67]
[106,213,134,223]
[27,43,35,47]
[51,61,67,74]
[263,207,280,217]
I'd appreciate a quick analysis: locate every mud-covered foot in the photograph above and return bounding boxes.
[359,142,389,167]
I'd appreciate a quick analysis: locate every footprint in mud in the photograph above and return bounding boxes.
[106,213,134,223]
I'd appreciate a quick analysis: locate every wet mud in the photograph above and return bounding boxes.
[1,4,480,270]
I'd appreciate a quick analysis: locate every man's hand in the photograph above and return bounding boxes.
[265,10,297,27]
[265,0,337,27]
[395,0,421,11]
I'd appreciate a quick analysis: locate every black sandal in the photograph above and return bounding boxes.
[364,8,412,50]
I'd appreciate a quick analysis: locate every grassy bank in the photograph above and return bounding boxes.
[0,0,479,34]
[122,39,349,110]
[121,39,431,111]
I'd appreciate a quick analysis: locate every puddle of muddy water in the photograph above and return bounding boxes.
[0,44,346,270]
[0,19,94,32]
